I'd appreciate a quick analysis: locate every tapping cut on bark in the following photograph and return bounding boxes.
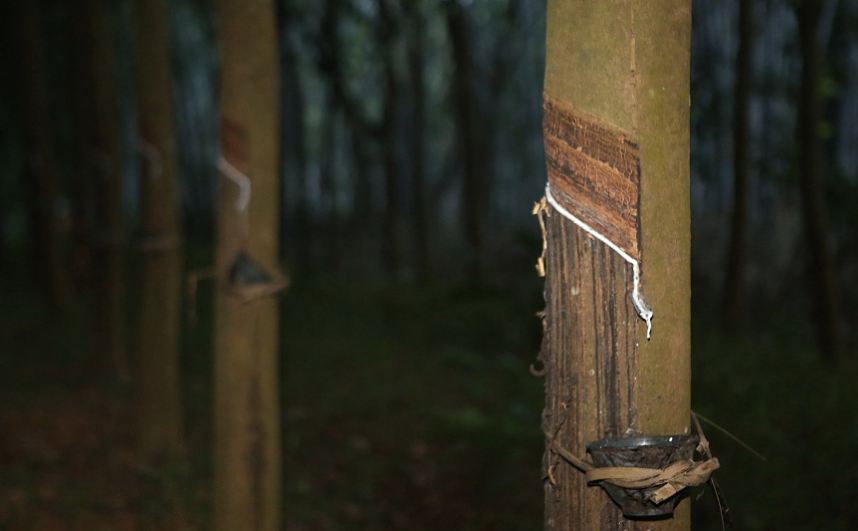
[543,97,641,262]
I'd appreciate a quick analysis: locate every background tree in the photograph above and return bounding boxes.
[796,0,845,362]
[378,0,407,279]
[405,0,431,283]
[87,0,129,382]
[213,0,283,528]
[132,0,185,459]
[445,1,485,283]
[540,1,692,529]
[10,0,72,312]
[723,0,753,326]
[67,3,97,291]
[277,2,309,274]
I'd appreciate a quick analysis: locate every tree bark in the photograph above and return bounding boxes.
[540,1,692,529]
[88,0,129,382]
[278,17,309,273]
[446,1,484,284]
[379,0,405,280]
[321,103,343,272]
[407,0,431,283]
[213,0,283,528]
[132,0,185,459]
[66,1,98,291]
[723,0,753,326]
[796,0,845,362]
[12,0,73,312]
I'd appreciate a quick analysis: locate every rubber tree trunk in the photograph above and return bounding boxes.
[68,4,96,291]
[723,0,753,326]
[278,22,308,273]
[796,0,845,362]
[12,0,73,312]
[446,1,485,284]
[320,103,343,272]
[88,0,129,382]
[213,0,282,528]
[540,2,691,529]
[406,0,431,283]
[132,0,185,459]
[379,0,405,280]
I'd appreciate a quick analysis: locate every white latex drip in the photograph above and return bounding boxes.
[217,156,251,212]
[545,183,652,339]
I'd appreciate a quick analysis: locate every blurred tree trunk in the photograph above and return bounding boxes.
[320,0,383,275]
[540,1,691,530]
[12,0,73,312]
[350,120,374,228]
[68,5,96,291]
[379,0,404,280]
[446,1,484,284]
[87,0,129,382]
[132,0,185,459]
[407,0,431,283]
[797,0,845,362]
[278,20,309,274]
[321,104,343,272]
[213,0,283,527]
[723,0,753,326]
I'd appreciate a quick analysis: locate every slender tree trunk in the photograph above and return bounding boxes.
[540,2,692,530]
[213,0,283,528]
[278,27,308,273]
[321,103,342,272]
[379,0,404,280]
[723,0,753,326]
[407,0,431,283]
[12,0,73,312]
[87,0,129,382]
[68,3,97,291]
[381,95,402,280]
[350,120,374,226]
[132,0,185,459]
[797,0,845,362]
[446,1,484,284]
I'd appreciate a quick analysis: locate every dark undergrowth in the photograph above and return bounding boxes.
[690,307,858,531]
[1,249,856,530]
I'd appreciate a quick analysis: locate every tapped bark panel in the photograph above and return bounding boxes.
[541,213,641,529]
[543,96,641,261]
[220,116,251,174]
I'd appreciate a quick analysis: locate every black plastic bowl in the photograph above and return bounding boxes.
[586,435,698,518]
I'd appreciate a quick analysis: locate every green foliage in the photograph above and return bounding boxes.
[5,243,857,529]
[276,278,544,530]
[691,312,858,531]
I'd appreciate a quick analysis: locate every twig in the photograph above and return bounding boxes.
[694,411,765,462]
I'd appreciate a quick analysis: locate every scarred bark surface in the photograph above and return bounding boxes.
[541,211,641,529]
[541,1,691,529]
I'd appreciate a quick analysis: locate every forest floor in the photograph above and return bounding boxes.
[1,254,858,530]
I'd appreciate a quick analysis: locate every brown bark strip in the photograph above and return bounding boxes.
[543,96,641,261]
[542,211,642,530]
[221,117,251,174]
